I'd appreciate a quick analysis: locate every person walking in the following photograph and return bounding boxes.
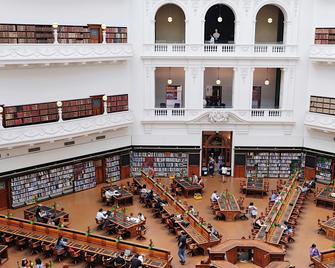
[178,231,187,265]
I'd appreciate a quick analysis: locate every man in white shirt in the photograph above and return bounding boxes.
[105,189,114,202]
[191,173,198,184]
[96,208,108,221]
[211,191,220,202]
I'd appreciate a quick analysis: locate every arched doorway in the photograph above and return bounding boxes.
[255,5,285,43]
[204,4,235,43]
[155,4,185,43]
[202,131,232,169]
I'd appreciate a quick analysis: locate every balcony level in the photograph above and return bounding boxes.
[0,111,133,148]
[142,44,298,60]
[0,43,133,66]
[142,108,294,125]
[310,45,335,63]
[304,112,335,133]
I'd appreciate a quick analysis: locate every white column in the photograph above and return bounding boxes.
[144,66,156,109]
[232,67,239,109]
[280,67,294,110]
[237,67,254,109]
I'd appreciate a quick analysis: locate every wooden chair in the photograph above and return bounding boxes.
[95,218,104,230]
[68,247,82,264]
[53,247,67,262]
[136,226,147,240]
[29,239,41,254]
[15,237,28,250]
[85,252,97,268]
[102,256,114,267]
[41,242,54,258]
[1,234,14,246]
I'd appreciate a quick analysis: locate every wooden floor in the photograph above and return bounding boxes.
[1,175,334,267]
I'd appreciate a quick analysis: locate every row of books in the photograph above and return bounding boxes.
[315,28,335,44]
[315,157,333,184]
[105,155,121,182]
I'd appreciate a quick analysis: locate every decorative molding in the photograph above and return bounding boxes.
[0,112,134,148]
[304,112,335,133]
[208,111,229,123]
[0,44,133,66]
[310,45,335,63]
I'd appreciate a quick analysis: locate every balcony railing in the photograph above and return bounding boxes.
[0,111,134,148]
[304,111,335,133]
[143,44,298,58]
[143,108,294,124]
[0,43,133,65]
[310,45,335,62]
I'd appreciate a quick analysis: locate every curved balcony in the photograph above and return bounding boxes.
[142,44,298,60]
[304,112,335,133]
[310,45,335,63]
[0,111,134,148]
[142,108,294,125]
[0,43,133,66]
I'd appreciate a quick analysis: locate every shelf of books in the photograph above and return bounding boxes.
[105,155,121,182]
[315,157,333,185]
[315,28,335,44]
[131,151,188,177]
[106,27,127,43]
[310,96,335,116]
[107,94,128,113]
[4,102,59,127]
[73,161,96,192]
[0,24,53,44]
[62,98,93,120]
[58,25,90,44]
[245,151,304,178]
[48,165,74,196]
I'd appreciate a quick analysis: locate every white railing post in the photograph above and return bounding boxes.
[52,23,59,44]
[101,24,107,44]
[57,101,63,122]
[103,95,108,115]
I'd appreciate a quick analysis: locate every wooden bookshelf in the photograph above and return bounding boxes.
[0,24,53,44]
[310,95,335,116]
[107,94,128,113]
[4,102,58,127]
[316,157,334,185]
[73,161,96,192]
[105,155,121,182]
[315,28,335,44]
[58,25,90,44]
[106,27,127,43]
[62,98,93,120]
[131,151,188,177]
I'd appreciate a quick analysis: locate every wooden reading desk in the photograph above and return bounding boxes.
[245,176,267,196]
[174,178,203,197]
[320,217,335,240]
[108,211,144,238]
[216,192,241,221]
[101,185,133,206]
[317,187,335,210]
[312,249,335,268]
[141,172,221,252]
[0,215,172,268]
[24,205,69,226]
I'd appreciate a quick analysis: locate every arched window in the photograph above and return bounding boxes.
[255,5,285,43]
[204,4,235,44]
[155,4,185,43]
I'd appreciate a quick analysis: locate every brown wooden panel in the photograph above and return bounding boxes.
[305,167,316,180]
[0,180,8,210]
[189,165,200,177]
[234,165,246,178]
[120,166,130,179]
[95,160,104,184]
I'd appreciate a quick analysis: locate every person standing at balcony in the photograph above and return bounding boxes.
[213,29,220,42]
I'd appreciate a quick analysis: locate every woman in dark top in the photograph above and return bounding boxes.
[130,254,142,268]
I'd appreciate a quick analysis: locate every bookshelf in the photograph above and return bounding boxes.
[107,94,128,113]
[4,102,58,127]
[62,98,93,120]
[246,151,304,178]
[131,151,188,177]
[58,25,90,44]
[0,24,53,44]
[73,161,96,192]
[310,95,335,116]
[315,28,335,44]
[105,155,121,182]
[106,27,127,43]
[315,157,333,185]
[48,165,74,196]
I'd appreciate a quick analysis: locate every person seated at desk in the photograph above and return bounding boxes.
[254,217,267,229]
[130,253,143,268]
[191,173,198,184]
[309,243,321,259]
[270,192,278,203]
[187,205,197,216]
[208,223,219,238]
[105,188,115,202]
[248,202,258,219]
[21,258,29,268]
[35,205,48,223]
[55,235,67,251]
[281,221,294,235]
[138,212,145,222]
[114,251,126,266]
[298,182,311,194]
[145,190,154,201]
[96,208,109,228]
[211,191,220,202]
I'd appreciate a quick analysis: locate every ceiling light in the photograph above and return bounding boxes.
[167,79,173,85]
[268,18,273,24]
[168,17,173,23]
[216,79,221,85]
[264,79,270,86]
[217,16,223,23]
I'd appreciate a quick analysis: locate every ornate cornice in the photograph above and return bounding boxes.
[0,111,134,148]
[304,112,335,133]
[310,45,335,63]
[0,44,133,66]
